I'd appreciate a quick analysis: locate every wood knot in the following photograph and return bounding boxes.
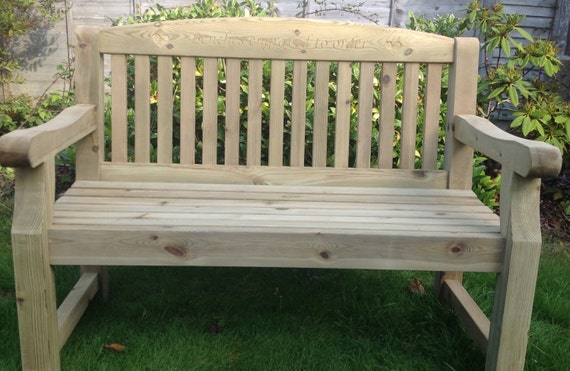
[164,245,186,257]
[404,48,413,56]
[413,170,426,178]
[448,243,464,255]
[319,251,330,259]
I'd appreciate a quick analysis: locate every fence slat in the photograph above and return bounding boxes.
[157,56,173,164]
[378,62,397,169]
[180,57,196,165]
[225,59,241,165]
[111,54,128,162]
[202,58,218,165]
[423,63,443,170]
[400,63,420,170]
[313,61,329,167]
[269,60,285,167]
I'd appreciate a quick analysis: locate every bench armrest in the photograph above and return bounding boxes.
[454,114,562,178]
[0,104,97,168]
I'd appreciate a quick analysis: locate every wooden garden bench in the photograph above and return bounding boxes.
[0,18,562,370]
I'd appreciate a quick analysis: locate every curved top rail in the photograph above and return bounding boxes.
[96,17,457,62]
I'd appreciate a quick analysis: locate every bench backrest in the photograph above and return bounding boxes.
[74,17,479,188]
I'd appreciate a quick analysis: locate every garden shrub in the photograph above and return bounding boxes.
[409,0,568,209]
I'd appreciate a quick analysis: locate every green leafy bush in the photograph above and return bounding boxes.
[114,0,276,25]
[409,0,568,210]
[0,89,74,137]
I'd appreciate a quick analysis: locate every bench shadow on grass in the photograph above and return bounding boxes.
[59,266,487,370]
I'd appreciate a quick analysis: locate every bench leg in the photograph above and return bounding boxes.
[485,237,540,370]
[485,174,541,370]
[434,271,463,299]
[81,266,109,300]
[12,163,60,370]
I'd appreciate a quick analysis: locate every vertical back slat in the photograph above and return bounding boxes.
[134,55,150,163]
[224,59,241,165]
[180,57,196,165]
[400,63,420,169]
[269,60,285,167]
[312,61,330,167]
[202,58,218,165]
[157,56,173,164]
[422,63,443,170]
[334,62,352,168]
[356,62,375,168]
[378,62,397,169]
[111,54,128,162]
[291,61,307,167]
[247,59,263,166]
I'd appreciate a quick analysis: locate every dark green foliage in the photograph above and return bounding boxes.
[411,1,568,156]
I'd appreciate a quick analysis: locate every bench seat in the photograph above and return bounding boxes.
[50,181,504,271]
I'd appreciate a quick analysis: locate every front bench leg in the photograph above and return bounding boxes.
[485,171,542,370]
[12,161,60,370]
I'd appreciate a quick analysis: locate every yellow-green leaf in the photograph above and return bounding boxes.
[508,85,519,106]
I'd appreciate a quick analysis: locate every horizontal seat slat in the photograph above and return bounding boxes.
[69,180,475,197]
[56,196,496,214]
[99,164,450,188]
[54,204,498,220]
[61,191,486,207]
[50,182,504,272]
[52,213,499,230]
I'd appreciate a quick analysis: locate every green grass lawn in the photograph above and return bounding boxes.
[1,201,569,370]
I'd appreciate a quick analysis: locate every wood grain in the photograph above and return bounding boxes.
[134,55,151,163]
[98,18,455,62]
[111,55,128,162]
[455,114,562,178]
[0,105,96,168]
[50,182,503,272]
[99,163,449,188]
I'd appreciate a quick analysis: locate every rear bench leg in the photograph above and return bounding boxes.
[81,266,109,300]
[434,271,463,298]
